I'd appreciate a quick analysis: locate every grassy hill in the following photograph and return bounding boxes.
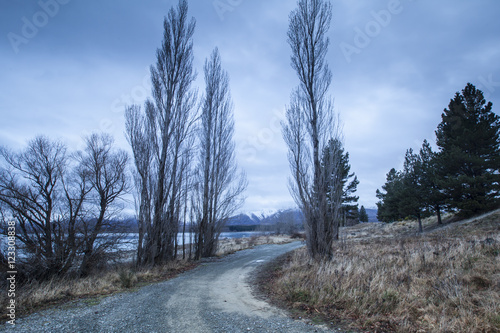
[260,209,500,333]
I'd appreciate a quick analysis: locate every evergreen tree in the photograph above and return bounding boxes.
[398,148,427,232]
[418,140,445,224]
[376,168,404,222]
[359,205,369,222]
[436,83,500,216]
[321,139,359,227]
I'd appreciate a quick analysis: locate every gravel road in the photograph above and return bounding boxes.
[3,242,335,333]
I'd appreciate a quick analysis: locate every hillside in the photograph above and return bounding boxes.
[260,209,500,333]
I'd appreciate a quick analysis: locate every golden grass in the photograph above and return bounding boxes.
[0,259,196,322]
[1,233,293,322]
[266,210,500,333]
[216,234,294,256]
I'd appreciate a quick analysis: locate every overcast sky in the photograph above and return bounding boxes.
[1,0,499,214]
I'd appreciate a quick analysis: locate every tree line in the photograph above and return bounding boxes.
[376,83,500,230]
[0,0,246,279]
[124,0,246,266]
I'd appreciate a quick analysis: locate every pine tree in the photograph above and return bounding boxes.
[359,205,369,222]
[418,140,445,224]
[321,139,359,227]
[376,168,404,222]
[398,148,428,232]
[436,83,500,216]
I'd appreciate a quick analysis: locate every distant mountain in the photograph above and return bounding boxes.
[365,208,379,222]
[227,209,281,226]
[229,208,378,225]
[226,213,261,226]
[226,208,304,232]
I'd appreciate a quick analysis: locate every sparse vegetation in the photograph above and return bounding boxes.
[216,235,294,256]
[261,209,500,333]
[0,259,195,323]
[0,234,293,323]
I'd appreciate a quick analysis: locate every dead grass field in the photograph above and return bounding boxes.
[263,210,500,333]
[216,234,294,256]
[1,234,293,322]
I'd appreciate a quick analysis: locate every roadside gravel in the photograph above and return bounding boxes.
[2,242,336,333]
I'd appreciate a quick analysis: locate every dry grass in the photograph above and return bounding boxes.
[265,210,500,332]
[216,234,294,256]
[1,233,293,322]
[0,259,196,322]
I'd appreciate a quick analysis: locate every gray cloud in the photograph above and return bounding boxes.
[1,0,499,212]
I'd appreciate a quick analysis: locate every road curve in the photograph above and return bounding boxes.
[4,242,333,333]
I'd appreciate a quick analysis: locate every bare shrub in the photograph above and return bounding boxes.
[118,269,137,289]
[248,235,258,247]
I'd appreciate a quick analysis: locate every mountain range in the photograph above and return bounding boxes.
[227,207,378,227]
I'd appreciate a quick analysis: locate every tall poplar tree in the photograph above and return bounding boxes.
[282,0,339,260]
[194,48,247,259]
[125,0,197,265]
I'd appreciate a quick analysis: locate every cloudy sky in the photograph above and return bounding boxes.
[1,0,499,214]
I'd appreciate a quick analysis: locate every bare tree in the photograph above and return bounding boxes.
[0,136,74,278]
[126,0,197,265]
[58,155,93,274]
[194,48,247,259]
[77,133,129,276]
[125,105,153,266]
[282,0,340,260]
[1,134,131,278]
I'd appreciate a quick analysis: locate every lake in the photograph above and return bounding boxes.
[1,231,267,255]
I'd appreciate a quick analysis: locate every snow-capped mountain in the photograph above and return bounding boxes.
[227,208,302,226]
[227,207,378,226]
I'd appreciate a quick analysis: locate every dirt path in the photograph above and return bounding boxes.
[4,242,332,333]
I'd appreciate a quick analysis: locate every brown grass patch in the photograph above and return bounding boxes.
[216,234,294,256]
[263,210,500,332]
[0,260,196,322]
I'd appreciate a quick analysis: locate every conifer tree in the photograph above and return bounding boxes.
[359,205,369,222]
[418,140,445,224]
[436,83,500,216]
[376,168,404,222]
[321,138,359,227]
[399,149,427,232]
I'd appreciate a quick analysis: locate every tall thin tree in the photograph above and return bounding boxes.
[125,0,197,265]
[194,48,246,259]
[282,0,339,260]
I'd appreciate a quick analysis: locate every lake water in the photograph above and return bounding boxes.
[0,231,267,255]
[118,231,266,251]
